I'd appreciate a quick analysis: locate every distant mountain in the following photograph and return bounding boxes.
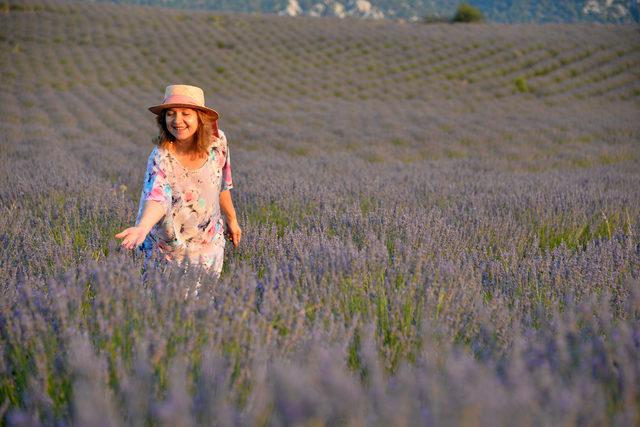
[92,0,640,23]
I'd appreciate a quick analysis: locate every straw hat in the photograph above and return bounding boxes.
[148,85,219,120]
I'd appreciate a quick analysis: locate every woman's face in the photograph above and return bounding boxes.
[165,107,199,143]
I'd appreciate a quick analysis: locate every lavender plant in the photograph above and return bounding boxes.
[0,0,639,425]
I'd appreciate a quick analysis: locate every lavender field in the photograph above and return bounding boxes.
[1,0,640,425]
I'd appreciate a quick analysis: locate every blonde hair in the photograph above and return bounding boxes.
[155,109,213,156]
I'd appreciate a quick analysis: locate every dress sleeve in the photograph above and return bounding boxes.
[221,146,233,191]
[216,130,233,191]
[137,147,172,220]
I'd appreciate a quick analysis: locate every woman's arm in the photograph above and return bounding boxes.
[115,200,165,250]
[220,189,241,247]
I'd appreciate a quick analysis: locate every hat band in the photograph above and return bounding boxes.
[161,94,203,108]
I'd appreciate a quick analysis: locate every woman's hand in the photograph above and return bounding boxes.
[115,226,149,250]
[115,201,164,250]
[225,218,242,248]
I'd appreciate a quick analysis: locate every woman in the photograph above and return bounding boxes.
[116,84,241,277]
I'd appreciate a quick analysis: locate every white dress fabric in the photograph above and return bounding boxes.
[136,130,233,276]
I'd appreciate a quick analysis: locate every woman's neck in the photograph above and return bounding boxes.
[170,137,197,155]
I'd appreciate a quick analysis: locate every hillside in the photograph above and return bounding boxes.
[93,0,640,23]
[2,0,639,165]
[1,0,640,425]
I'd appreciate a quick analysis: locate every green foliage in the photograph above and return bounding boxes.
[246,201,315,238]
[452,3,485,23]
[390,137,408,147]
[422,14,450,24]
[536,211,624,253]
[514,75,529,93]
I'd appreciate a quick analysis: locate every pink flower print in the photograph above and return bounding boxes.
[201,220,215,243]
[222,162,232,189]
[200,218,224,244]
[184,189,197,204]
[154,165,166,179]
[149,187,166,202]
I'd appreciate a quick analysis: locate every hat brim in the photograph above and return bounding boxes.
[149,103,219,121]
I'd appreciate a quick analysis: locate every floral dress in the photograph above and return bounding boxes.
[136,130,233,275]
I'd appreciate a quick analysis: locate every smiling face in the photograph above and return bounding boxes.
[165,107,199,144]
